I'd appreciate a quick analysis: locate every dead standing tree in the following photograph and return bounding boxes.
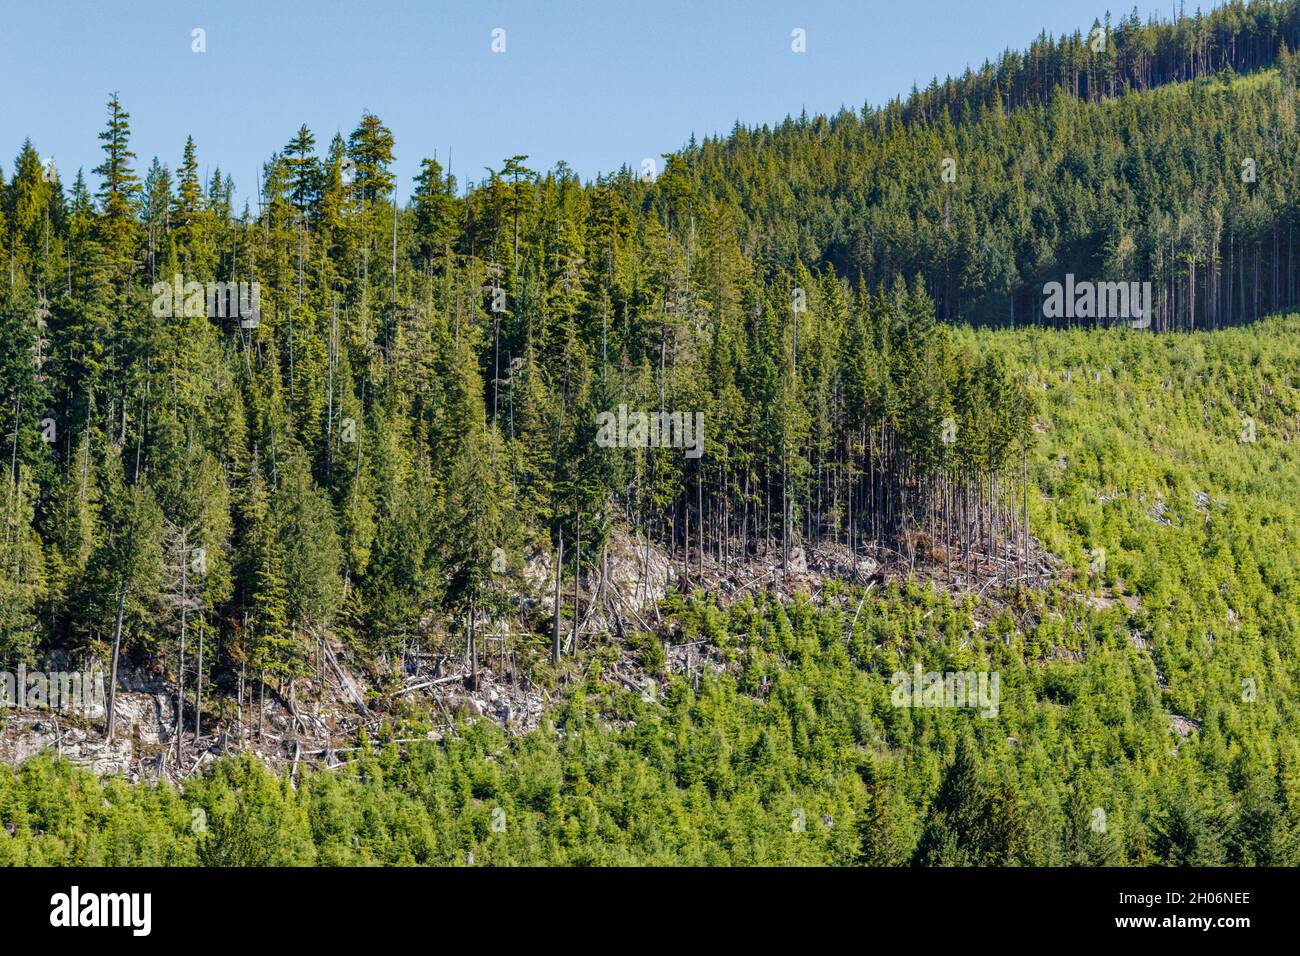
[162,521,207,760]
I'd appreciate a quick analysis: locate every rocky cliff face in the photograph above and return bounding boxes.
[0,667,174,779]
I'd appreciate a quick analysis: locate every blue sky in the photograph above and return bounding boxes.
[1,0,1176,202]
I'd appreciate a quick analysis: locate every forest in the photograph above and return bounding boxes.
[3,312,1298,865]
[0,0,1298,866]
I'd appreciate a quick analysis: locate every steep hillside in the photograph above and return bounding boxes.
[3,317,1295,866]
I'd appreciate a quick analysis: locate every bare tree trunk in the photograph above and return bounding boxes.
[105,588,125,740]
[572,512,581,653]
[551,531,564,663]
[468,600,479,690]
[194,621,203,739]
[176,543,187,760]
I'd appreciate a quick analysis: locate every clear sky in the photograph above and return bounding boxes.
[1,0,1177,202]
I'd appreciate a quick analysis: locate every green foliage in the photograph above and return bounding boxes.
[1,4,1298,866]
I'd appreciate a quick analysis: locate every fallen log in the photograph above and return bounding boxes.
[323,640,369,716]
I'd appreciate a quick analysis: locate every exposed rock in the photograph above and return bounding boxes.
[526,527,674,618]
[1168,714,1201,739]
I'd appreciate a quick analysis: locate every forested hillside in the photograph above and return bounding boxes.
[678,0,1300,328]
[1,1,1298,866]
[2,315,1296,865]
